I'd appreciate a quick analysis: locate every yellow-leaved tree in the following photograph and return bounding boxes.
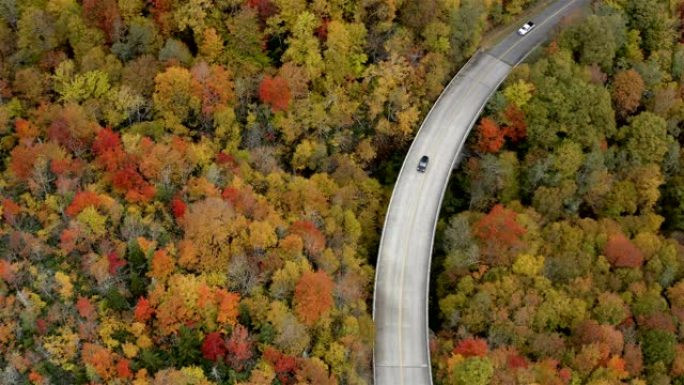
[181,197,238,272]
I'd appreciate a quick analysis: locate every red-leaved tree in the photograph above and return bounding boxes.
[502,104,527,142]
[92,128,125,172]
[82,0,122,43]
[170,198,187,219]
[112,165,156,203]
[247,0,278,20]
[201,332,226,361]
[453,337,488,357]
[264,347,297,384]
[107,251,127,275]
[473,204,526,266]
[507,352,529,369]
[259,75,291,112]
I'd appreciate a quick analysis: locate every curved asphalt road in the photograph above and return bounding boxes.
[372,1,590,384]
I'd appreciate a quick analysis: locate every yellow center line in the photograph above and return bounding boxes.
[393,1,582,384]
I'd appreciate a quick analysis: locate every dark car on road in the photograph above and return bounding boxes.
[417,156,429,172]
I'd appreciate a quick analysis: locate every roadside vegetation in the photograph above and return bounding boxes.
[432,0,684,384]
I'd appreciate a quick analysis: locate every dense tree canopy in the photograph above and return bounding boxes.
[433,1,684,384]
[0,0,543,383]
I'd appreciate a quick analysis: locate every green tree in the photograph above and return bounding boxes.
[625,0,674,54]
[52,60,111,103]
[553,140,584,180]
[323,20,367,85]
[17,7,60,62]
[563,14,618,71]
[503,79,535,108]
[283,11,323,79]
[399,0,441,32]
[111,16,161,61]
[172,0,209,34]
[526,51,615,150]
[449,0,486,63]
[661,159,684,231]
[593,292,628,325]
[618,111,673,166]
[158,38,193,66]
[223,6,270,76]
[641,329,676,367]
[450,357,494,385]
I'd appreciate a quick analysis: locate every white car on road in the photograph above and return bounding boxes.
[517,21,535,35]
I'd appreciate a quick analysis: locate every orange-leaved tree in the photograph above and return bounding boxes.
[181,198,236,272]
[65,191,103,217]
[215,289,240,325]
[476,117,505,153]
[611,69,644,118]
[134,296,155,323]
[149,248,175,281]
[82,343,116,381]
[289,220,326,256]
[294,270,334,326]
[604,233,644,268]
[226,324,253,370]
[116,358,133,379]
[75,296,97,320]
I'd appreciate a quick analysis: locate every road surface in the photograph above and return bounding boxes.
[372,1,590,384]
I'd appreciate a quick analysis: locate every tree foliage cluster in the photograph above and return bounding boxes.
[435,1,684,384]
[0,0,540,383]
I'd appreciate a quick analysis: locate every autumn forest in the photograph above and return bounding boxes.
[0,0,682,384]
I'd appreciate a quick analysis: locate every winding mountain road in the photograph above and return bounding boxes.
[372,1,590,384]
